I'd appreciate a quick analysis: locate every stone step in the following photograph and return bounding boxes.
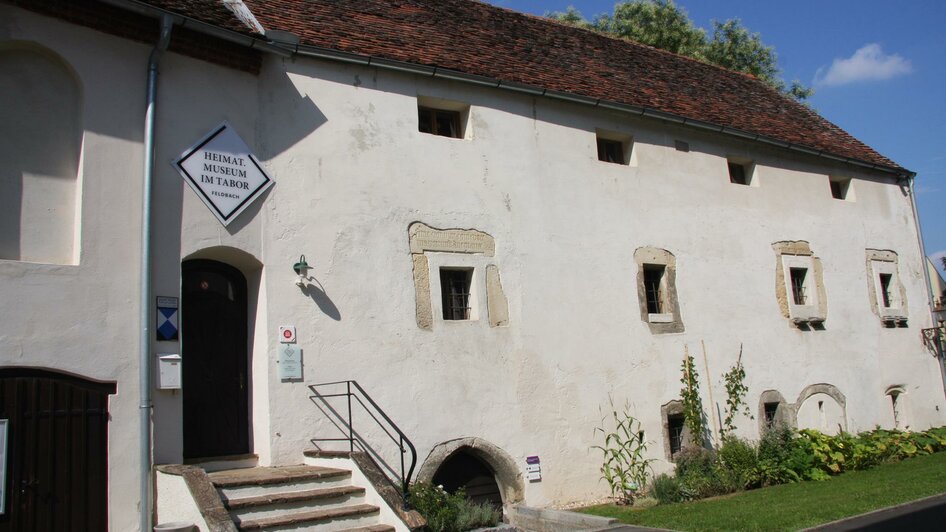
[224,485,367,521]
[336,526,395,532]
[210,465,353,499]
[234,503,382,531]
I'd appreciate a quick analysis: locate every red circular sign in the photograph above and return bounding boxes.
[283,329,292,339]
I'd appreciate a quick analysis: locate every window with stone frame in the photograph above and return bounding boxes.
[866,251,907,326]
[775,245,825,326]
[635,247,683,333]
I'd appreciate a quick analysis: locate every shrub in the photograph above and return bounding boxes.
[755,424,817,485]
[456,500,502,531]
[718,436,759,489]
[674,446,734,500]
[650,473,683,504]
[674,446,715,478]
[408,482,500,532]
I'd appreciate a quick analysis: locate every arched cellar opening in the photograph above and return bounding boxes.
[432,449,502,509]
[417,437,525,507]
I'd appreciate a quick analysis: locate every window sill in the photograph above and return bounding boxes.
[788,304,821,320]
[648,313,674,323]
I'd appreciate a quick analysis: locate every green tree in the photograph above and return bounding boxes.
[548,1,812,101]
[593,0,706,58]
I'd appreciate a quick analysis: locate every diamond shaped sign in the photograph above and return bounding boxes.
[174,122,274,226]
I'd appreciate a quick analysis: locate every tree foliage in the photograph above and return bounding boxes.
[548,1,812,101]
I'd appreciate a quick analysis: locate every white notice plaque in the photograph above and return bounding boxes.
[278,344,303,381]
[174,122,274,226]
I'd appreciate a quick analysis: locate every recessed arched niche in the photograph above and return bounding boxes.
[0,42,82,264]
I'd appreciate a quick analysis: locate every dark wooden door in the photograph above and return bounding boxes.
[182,259,249,459]
[0,369,114,532]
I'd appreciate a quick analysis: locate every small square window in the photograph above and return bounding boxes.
[790,267,808,306]
[667,413,685,456]
[643,264,666,314]
[419,107,461,138]
[597,138,624,164]
[728,161,750,185]
[440,268,473,320]
[830,177,853,200]
[595,130,632,165]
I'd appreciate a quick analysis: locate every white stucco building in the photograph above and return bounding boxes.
[1,0,944,530]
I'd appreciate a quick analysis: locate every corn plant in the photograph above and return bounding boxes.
[592,398,654,505]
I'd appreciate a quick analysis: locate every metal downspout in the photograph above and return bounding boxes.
[905,175,946,399]
[141,14,173,532]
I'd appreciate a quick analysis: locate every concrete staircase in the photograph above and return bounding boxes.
[208,465,395,531]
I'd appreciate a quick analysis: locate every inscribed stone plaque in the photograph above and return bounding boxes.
[409,223,495,256]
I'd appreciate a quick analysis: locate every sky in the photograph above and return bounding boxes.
[485,1,946,278]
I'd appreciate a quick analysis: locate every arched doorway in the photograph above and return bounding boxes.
[432,450,503,508]
[0,368,115,531]
[181,259,249,459]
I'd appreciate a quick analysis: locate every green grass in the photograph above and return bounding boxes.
[580,451,946,531]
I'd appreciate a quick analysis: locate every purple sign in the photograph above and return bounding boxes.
[526,455,540,464]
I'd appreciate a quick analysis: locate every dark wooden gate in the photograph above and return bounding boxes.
[0,368,115,532]
[182,259,249,459]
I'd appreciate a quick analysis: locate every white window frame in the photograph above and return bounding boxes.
[426,252,485,324]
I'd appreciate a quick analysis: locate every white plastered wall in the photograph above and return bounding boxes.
[249,56,946,507]
[0,7,152,531]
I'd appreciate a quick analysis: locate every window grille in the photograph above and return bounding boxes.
[790,267,808,305]
[440,268,473,320]
[763,402,780,428]
[668,413,685,455]
[879,273,893,308]
[643,265,665,314]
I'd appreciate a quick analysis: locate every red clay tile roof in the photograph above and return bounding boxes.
[145,0,905,173]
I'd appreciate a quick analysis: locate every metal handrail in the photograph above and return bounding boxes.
[309,380,417,507]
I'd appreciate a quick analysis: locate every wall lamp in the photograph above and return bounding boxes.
[293,255,311,288]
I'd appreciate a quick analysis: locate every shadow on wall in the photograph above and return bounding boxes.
[303,278,341,321]
[256,59,329,161]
